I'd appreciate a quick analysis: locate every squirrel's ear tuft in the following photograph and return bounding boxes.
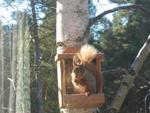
[73,53,83,67]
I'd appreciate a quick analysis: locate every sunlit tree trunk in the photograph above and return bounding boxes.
[3,23,12,113]
[0,22,16,113]
[107,35,150,113]
[0,21,4,113]
[9,25,17,113]
[15,13,31,113]
[56,0,97,113]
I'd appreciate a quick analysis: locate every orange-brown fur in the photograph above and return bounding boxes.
[71,65,92,96]
[71,44,98,96]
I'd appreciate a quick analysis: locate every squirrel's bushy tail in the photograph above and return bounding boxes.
[80,44,98,64]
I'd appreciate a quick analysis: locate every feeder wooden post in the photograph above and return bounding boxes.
[56,0,103,113]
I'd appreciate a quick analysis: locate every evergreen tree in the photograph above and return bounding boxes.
[90,0,150,113]
[38,0,58,112]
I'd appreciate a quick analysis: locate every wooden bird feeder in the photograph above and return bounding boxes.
[56,48,105,108]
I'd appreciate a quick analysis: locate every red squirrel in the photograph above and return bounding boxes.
[71,44,98,96]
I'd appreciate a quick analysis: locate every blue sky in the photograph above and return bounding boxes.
[93,0,118,21]
[0,0,29,24]
[0,0,117,25]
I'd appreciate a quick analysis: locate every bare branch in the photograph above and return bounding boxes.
[90,4,150,26]
[82,4,150,39]
[107,35,150,113]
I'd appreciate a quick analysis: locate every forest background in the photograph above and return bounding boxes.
[0,0,150,113]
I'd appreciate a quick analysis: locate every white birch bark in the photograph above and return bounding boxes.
[56,0,98,113]
[56,0,89,47]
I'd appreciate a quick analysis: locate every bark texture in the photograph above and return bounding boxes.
[15,13,31,113]
[56,0,98,113]
[56,0,89,47]
[107,35,150,113]
[30,0,44,112]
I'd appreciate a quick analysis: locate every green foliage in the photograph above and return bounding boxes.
[2,0,150,112]
[90,0,150,113]
[38,0,58,113]
[93,2,150,69]
[27,0,58,112]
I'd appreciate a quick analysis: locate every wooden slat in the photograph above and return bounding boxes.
[58,53,74,59]
[58,52,105,108]
[62,94,105,108]
[57,53,104,60]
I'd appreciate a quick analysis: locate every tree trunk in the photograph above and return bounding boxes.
[15,13,31,113]
[4,24,13,113]
[56,0,89,47]
[56,0,98,113]
[30,0,44,113]
[8,25,17,113]
[0,21,4,113]
[107,35,150,113]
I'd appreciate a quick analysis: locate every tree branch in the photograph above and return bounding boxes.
[102,68,127,81]
[106,35,150,113]
[90,4,150,27]
[82,4,150,39]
